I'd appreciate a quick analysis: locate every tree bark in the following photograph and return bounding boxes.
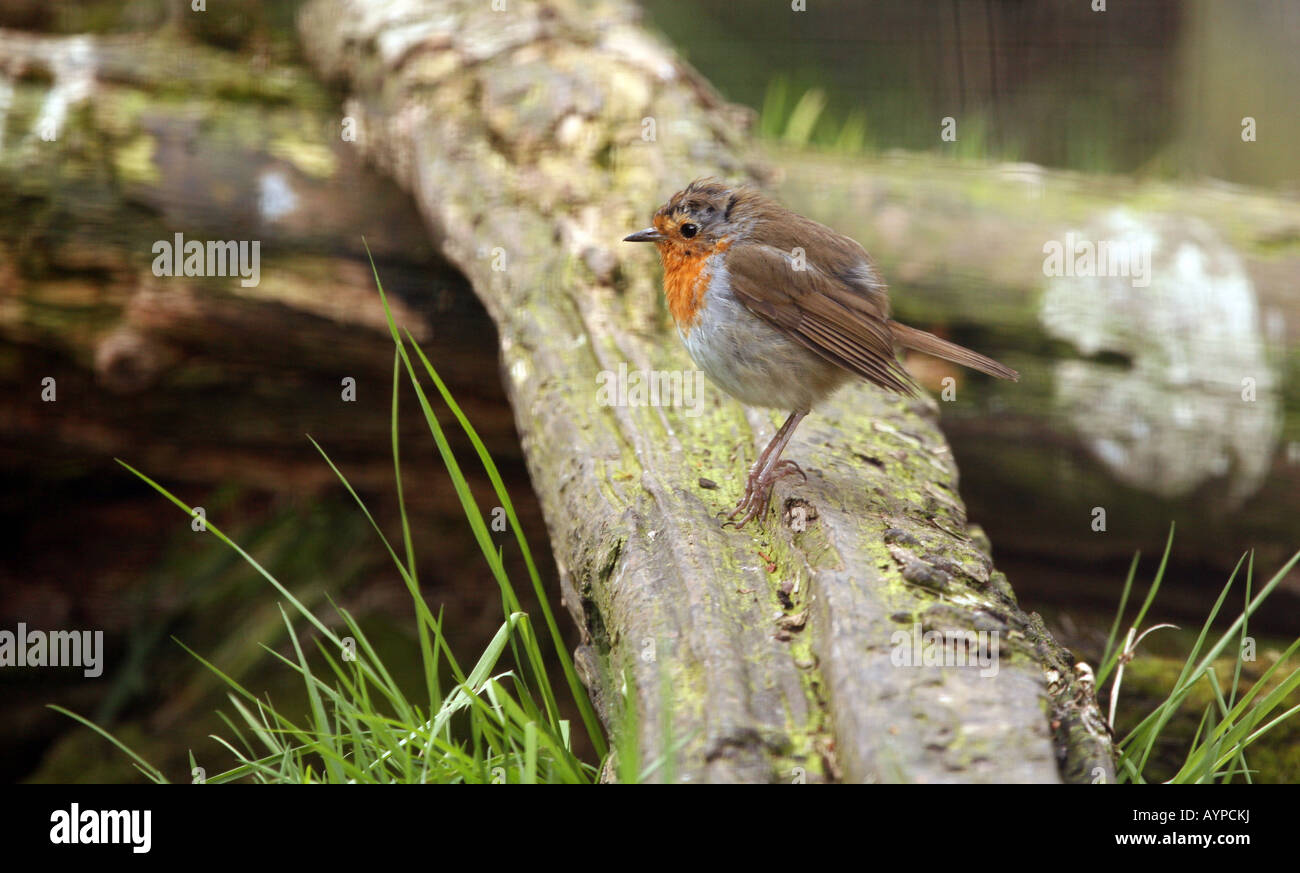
[0,23,512,502]
[297,0,1112,783]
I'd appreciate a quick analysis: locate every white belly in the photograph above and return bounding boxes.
[679,260,846,412]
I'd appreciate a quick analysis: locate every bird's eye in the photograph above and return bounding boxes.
[680,222,699,238]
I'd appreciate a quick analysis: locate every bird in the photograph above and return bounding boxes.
[623,178,1019,528]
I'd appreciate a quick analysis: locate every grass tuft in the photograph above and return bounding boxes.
[1106,526,1300,783]
[53,249,606,784]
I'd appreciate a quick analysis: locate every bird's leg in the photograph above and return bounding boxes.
[725,410,808,528]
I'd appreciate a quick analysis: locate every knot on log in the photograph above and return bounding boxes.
[94,326,170,394]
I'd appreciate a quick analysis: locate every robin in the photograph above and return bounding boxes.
[624,178,1019,528]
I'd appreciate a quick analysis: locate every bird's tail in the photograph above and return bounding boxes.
[889,321,1020,381]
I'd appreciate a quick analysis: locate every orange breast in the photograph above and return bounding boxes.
[660,239,729,330]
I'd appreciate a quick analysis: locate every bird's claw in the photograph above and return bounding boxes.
[771,459,807,482]
[722,460,807,529]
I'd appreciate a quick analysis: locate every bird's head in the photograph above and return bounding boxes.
[623,179,753,255]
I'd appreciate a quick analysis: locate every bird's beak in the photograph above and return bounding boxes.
[623,227,665,243]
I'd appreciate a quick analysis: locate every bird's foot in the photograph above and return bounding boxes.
[723,459,806,529]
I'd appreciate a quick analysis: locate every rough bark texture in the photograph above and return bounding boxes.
[0,23,510,501]
[297,0,1112,783]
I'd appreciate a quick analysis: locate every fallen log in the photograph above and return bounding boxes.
[772,150,1300,608]
[298,0,1112,782]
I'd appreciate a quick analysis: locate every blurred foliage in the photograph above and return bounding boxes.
[641,0,1299,188]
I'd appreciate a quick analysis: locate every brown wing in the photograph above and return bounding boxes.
[725,240,917,397]
[741,209,893,313]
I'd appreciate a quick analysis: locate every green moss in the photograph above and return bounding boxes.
[267,131,337,179]
[113,133,160,185]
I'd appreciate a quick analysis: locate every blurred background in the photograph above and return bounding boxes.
[1,0,1297,781]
